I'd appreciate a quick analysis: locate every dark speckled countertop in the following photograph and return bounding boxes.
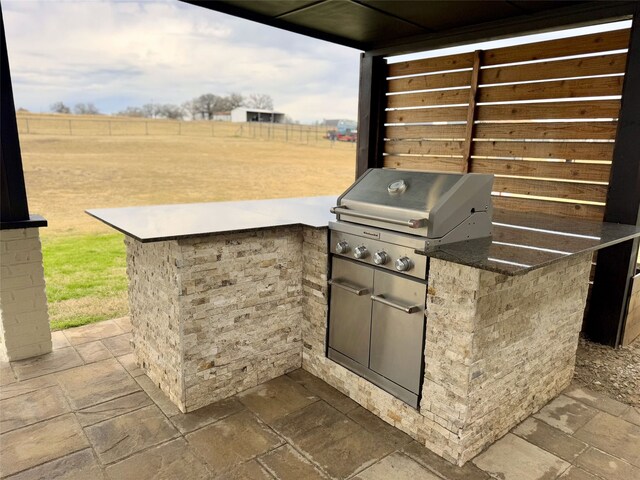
[87,197,640,276]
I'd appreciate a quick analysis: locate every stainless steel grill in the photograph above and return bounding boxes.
[327,168,494,407]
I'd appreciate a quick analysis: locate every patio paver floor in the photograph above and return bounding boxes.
[0,318,638,480]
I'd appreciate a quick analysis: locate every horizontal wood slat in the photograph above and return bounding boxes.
[388,52,475,77]
[469,158,611,183]
[492,225,597,253]
[385,124,466,140]
[474,122,618,140]
[492,177,607,202]
[483,29,631,66]
[473,140,614,161]
[480,53,627,85]
[387,88,470,108]
[476,100,621,121]
[383,155,464,172]
[386,107,468,123]
[385,140,465,156]
[388,70,471,93]
[492,196,604,220]
[478,76,623,103]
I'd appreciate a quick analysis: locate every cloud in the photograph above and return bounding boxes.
[2,0,361,122]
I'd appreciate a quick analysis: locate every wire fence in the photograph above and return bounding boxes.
[16,115,357,148]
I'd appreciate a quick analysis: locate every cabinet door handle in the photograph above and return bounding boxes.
[328,279,370,296]
[371,294,421,314]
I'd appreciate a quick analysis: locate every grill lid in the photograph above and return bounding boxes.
[332,168,494,242]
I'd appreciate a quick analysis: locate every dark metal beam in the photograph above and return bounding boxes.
[355,54,386,179]
[1,6,30,224]
[182,1,366,50]
[365,1,636,57]
[585,4,640,347]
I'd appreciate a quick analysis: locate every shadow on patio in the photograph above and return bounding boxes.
[1,318,639,480]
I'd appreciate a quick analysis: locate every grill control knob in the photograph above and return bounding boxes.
[395,256,413,272]
[373,251,389,265]
[353,245,368,259]
[336,241,349,254]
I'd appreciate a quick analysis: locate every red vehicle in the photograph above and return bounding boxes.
[326,120,357,142]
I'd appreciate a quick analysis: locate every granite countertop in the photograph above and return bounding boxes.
[87,197,640,276]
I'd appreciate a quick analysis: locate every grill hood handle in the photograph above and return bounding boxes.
[330,206,428,229]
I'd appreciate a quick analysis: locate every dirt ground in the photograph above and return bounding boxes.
[19,130,356,237]
[574,337,640,407]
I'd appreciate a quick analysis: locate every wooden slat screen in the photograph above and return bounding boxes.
[384,27,631,220]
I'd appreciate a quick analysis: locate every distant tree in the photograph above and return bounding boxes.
[246,93,274,110]
[116,106,145,117]
[193,94,225,120]
[158,104,184,120]
[50,101,71,114]
[225,92,244,110]
[73,102,99,115]
[141,103,161,118]
[181,100,200,120]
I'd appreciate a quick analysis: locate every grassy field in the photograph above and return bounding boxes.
[19,114,356,329]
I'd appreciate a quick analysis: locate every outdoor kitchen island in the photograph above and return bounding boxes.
[87,195,640,466]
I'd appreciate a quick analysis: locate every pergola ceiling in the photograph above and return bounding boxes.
[183,1,635,54]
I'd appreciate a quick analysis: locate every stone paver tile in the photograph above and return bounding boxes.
[0,385,70,433]
[56,358,140,409]
[0,361,15,386]
[621,406,640,427]
[239,375,318,424]
[116,353,143,377]
[170,396,244,434]
[573,411,640,467]
[352,451,441,480]
[564,384,628,416]
[0,413,89,477]
[272,400,359,447]
[76,391,152,427]
[558,466,599,480]
[135,374,181,417]
[112,316,132,333]
[348,406,412,449]
[258,444,328,480]
[402,440,490,480]
[85,404,178,465]
[213,460,274,480]
[0,374,57,401]
[533,395,599,434]
[6,448,105,480]
[11,347,83,380]
[472,433,570,480]
[304,426,399,479]
[101,333,133,357]
[63,320,124,346]
[105,438,210,479]
[287,368,359,414]
[575,447,640,480]
[75,340,112,364]
[185,410,283,473]
[512,417,588,462]
[51,331,70,350]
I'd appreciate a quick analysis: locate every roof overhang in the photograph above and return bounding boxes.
[182,1,636,55]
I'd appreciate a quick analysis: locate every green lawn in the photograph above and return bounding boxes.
[42,234,129,330]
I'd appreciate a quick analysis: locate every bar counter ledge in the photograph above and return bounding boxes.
[87,195,640,466]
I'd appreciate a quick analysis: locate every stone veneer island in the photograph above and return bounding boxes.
[87,196,640,465]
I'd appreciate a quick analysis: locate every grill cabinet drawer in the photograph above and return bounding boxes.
[328,257,373,366]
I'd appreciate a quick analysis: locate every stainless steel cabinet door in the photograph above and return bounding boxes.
[370,270,426,393]
[328,257,373,366]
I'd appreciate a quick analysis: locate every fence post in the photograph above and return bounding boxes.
[145,122,148,135]
[25,118,29,134]
[108,120,112,136]
[211,122,214,137]
[178,121,181,135]
[69,120,72,135]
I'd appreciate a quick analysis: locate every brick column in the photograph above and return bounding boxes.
[0,228,51,361]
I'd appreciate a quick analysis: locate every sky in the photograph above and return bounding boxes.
[2,0,361,123]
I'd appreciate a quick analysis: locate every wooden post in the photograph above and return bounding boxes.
[108,121,112,136]
[585,5,640,347]
[145,122,148,135]
[462,50,482,173]
[68,120,72,135]
[356,54,387,178]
